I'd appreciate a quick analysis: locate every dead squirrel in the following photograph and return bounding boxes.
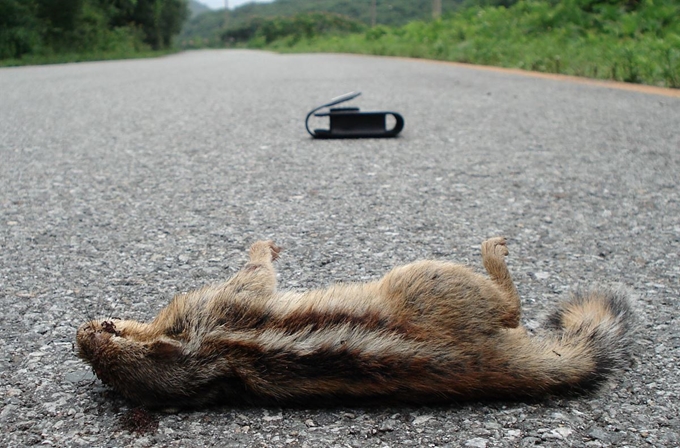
[76,237,634,408]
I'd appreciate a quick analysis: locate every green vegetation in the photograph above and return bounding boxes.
[0,0,188,66]
[207,0,679,88]
[179,0,464,47]
[222,12,365,48]
[4,0,676,88]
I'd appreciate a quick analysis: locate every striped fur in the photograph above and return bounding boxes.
[76,238,634,408]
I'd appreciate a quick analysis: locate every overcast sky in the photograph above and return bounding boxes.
[199,0,275,9]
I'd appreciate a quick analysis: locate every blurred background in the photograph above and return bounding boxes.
[1,0,678,87]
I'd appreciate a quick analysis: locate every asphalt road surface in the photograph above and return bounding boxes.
[1,50,679,447]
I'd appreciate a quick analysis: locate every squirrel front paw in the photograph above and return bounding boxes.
[249,240,282,263]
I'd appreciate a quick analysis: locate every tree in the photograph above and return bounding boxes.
[0,0,40,58]
[132,0,189,49]
[1,0,189,60]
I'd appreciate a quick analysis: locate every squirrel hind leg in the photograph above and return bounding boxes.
[481,237,522,328]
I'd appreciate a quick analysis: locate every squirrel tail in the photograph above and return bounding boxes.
[543,288,635,392]
[498,288,636,396]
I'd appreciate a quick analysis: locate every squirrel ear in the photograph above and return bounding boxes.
[148,339,182,359]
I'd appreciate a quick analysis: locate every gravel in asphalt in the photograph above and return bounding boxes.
[1,50,679,447]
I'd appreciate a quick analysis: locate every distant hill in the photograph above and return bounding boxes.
[188,0,211,18]
[224,0,465,26]
[180,0,466,45]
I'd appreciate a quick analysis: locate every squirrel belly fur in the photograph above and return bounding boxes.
[76,237,634,408]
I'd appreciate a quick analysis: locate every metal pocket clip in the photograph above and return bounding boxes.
[305,92,404,139]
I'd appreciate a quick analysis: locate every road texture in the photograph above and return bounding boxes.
[1,50,679,447]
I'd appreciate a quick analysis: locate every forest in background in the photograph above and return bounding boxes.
[181,0,468,46]
[0,0,188,65]
[1,0,677,88]
[181,0,679,88]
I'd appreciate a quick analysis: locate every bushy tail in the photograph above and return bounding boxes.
[499,288,635,397]
[538,288,636,393]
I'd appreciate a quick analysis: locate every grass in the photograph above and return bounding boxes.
[5,0,677,88]
[260,0,680,88]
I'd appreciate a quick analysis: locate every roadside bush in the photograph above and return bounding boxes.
[0,0,187,63]
[222,12,365,45]
[272,0,679,88]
